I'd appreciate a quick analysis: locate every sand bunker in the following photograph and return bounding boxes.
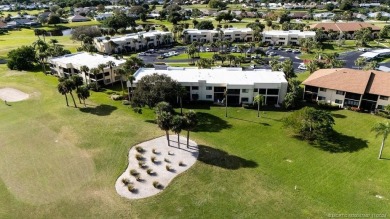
[116,135,198,199]
[0,87,29,102]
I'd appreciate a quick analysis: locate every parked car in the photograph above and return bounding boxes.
[293,49,301,54]
[358,48,368,52]
[269,52,277,56]
[278,47,283,50]
[298,63,307,70]
[205,48,211,52]
[272,46,277,50]
[231,48,236,52]
[138,52,146,56]
[286,49,292,52]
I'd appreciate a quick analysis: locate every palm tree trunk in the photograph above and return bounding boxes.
[69,92,77,108]
[378,139,385,159]
[180,97,183,115]
[110,68,114,86]
[65,94,69,107]
[84,99,86,108]
[177,134,180,149]
[120,78,124,96]
[187,130,190,148]
[95,75,98,91]
[42,62,46,75]
[257,102,260,117]
[166,130,170,146]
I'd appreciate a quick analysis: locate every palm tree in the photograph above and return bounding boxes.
[106,61,116,85]
[57,82,69,107]
[64,79,77,108]
[156,111,173,146]
[79,65,90,85]
[49,39,58,46]
[128,74,136,101]
[116,68,127,96]
[76,85,90,107]
[175,84,187,115]
[254,94,264,118]
[97,63,106,86]
[227,54,236,66]
[183,110,198,148]
[37,52,48,75]
[71,75,84,103]
[307,61,318,74]
[354,57,366,70]
[90,68,100,91]
[372,121,390,159]
[171,115,184,149]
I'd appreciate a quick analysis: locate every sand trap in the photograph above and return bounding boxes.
[0,87,29,102]
[115,135,198,199]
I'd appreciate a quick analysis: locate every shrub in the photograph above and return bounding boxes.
[166,165,172,171]
[132,107,142,114]
[376,111,390,119]
[122,100,130,105]
[164,158,170,163]
[127,184,135,192]
[152,148,158,154]
[136,146,144,153]
[179,161,185,166]
[151,156,157,163]
[317,101,340,110]
[88,82,100,91]
[138,161,147,168]
[349,107,361,112]
[136,176,142,181]
[111,94,123,101]
[147,168,154,175]
[130,169,139,176]
[153,181,161,189]
[122,178,131,185]
[135,154,144,160]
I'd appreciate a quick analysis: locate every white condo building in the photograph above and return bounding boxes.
[183,28,254,43]
[262,30,316,46]
[49,52,126,85]
[94,30,173,54]
[128,67,288,105]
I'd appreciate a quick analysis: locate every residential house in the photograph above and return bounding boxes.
[262,30,316,46]
[310,22,381,39]
[302,68,390,111]
[93,30,173,54]
[183,28,253,43]
[128,67,288,105]
[95,12,113,21]
[68,15,91,22]
[49,52,126,85]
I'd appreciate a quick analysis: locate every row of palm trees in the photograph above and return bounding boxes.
[57,75,90,108]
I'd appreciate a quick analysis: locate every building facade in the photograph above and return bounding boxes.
[183,28,253,43]
[262,30,316,46]
[302,68,390,111]
[128,67,288,106]
[94,31,173,54]
[49,52,126,86]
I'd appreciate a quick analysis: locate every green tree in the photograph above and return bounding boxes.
[175,84,187,115]
[183,110,198,148]
[371,121,390,159]
[128,74,136,101]
[155,101,173,115]
[103,12,136,32]
[355,57,366,70]
[71,75,84,103]
[156,111,173,145]
[282,58,296,81]
[106,60,116,85]
[363,61,379,70]
[7,46,37,70]
[253,94,264,118]
[47,14,61,25]
[354,27,372,47]
[90,68,100,91]
[80,65,90,85]
[115,68,127,95]
[208,0,227,9]
[196,20,214,30]
[307,61,318,74]
[132,73,179,108]
[76,85,90,107]
[170,115,184,148]
[283,79,303,110]
[283,107,335,142]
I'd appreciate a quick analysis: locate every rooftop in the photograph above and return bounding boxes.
[133,67,287,85]
[310,22,381,32]
[263,30,316,36]
[50,52,126,69]
[96,31,171,43]
[303,68,390,96]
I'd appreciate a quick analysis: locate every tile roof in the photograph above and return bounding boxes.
[303,68,390,96]
[310,22,381,32]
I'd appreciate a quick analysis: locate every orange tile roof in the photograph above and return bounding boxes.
[302,68,390,96]
[310,22,381,32]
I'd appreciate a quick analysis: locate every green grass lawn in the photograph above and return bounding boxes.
[0,61,390,218]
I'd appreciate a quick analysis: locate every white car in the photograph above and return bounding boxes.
[358,48,367,52]
[205,48,211,52]
[298,63,307,70]
[138,52,146,56]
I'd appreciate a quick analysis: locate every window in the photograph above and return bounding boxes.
[105,79,111,83]
[279,38,285,40]
[206,95,212,99]
[318,96,325,101]
[335,99,343,104]
[241,97,249,102]
[267,89,279,95]
[291,37,297,40]
[192,86,199,90]
[336,90,345,95]
[265,37,271,40]
[235,34,240,36]
[319,88,327,92]
[254,88,258,92]
[242,89,249,93]
[259,89,266,94]
[104,72,110,76]
[206,86,212,90]
[380,95,389,100]
[192,94,199,100]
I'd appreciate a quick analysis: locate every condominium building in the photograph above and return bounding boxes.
[49,52,126,85]
[93,30,173,54]
[262,30,316,46]
[302,68,390,111]
[128,67,288,106]
[183,28,253,43]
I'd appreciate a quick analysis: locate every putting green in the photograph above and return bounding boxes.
[0,122,95,205]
